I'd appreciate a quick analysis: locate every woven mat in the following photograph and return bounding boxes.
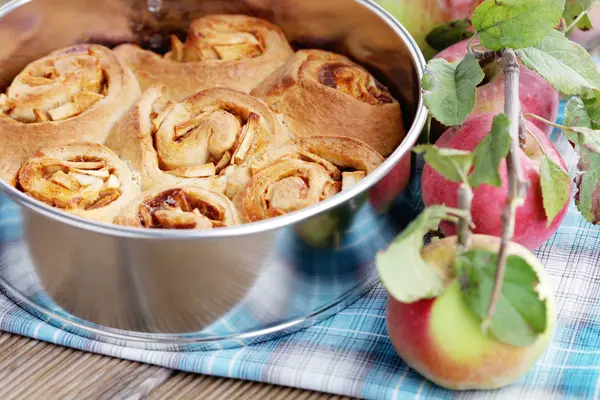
[0,332,345,399]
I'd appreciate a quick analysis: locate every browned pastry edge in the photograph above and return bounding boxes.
[251,49,405,157]
[113,14,294,100]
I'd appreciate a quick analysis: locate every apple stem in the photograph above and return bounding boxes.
[457,183,473,253]
[485,49,530,327]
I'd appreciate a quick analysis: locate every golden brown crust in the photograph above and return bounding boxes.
[0,0,133,89]
[251,136,384,175]
[113,14,294,100]
[251,49,405,157]
[16,142,141,222]
[235,135,384,222]
[114,185,241,229]
[0,44,141,184]
[106,85,294,198]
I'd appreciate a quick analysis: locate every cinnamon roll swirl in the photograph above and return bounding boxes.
[0,44,141,183]
[107,85,293,198]
[113,14,293,100]
[115,185,241,229]
[236,136,384,222]
[16,143,140,222]
[251,49,405,156]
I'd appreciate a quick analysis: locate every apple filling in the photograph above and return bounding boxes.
[314,62,394,105]
[18,156,122,210]
[255,152,367,218]
[259,161,337,218]
[0,49,107,123]
[150,96,264,192]
[165,27,264,62]
[138,188,231,229]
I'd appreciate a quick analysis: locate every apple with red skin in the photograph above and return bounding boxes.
[422,112,571,250]
[429,39,559,142]
[378,0,482,59]
[386,234,556,390]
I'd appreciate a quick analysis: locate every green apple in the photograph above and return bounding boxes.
[385,234,556,390]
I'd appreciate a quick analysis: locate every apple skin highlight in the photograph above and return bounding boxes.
[422,113,571,250]
[386,235,556,390]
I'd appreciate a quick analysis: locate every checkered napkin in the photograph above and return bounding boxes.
[0,100,599,399]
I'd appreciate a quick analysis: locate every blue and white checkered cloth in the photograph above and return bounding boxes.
[0,101,599,399]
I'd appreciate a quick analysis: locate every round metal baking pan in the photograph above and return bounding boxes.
[0,0,427,350]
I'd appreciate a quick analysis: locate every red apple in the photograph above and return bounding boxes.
[422,112,571,250]
[386,234,556,390]
[432,40,559,141]
[378,0,482,59]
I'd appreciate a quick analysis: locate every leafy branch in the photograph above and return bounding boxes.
[484,49,530,329]
[380,0,599,349]
[413,0,592,346]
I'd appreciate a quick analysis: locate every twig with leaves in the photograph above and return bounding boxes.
[380,0,600,349]
[485,49,530,328]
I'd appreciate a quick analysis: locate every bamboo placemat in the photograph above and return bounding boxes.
[0,332,350,399]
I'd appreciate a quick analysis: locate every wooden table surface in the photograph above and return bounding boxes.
[0,332,351,399]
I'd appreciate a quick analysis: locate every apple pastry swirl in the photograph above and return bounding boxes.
[16,143,140,222]
[113,14,293,100]
[0,44,141,183]
[235,136,384,222]
[115,185,241,229]
[251,49,405,156]
[107,85,294,198]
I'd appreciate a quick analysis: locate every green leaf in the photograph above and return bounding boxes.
[576,149,600,223]
[579,13,594,30]
[469,113,511,188]
[565,93,600,129]
[565,96,594,128]
[582,93,600,129]
[456,250,548,347]
[426,19,475,52]
[376,206,461,303]
[556,94,600,224]
[575,13,594,30]
[564,0,599,31]
[413,144,473,183]
[516,30,600,95]
[540,155,571,226]
[564,125,600,152]
[472,0,566,51]
[422,54,485,127]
